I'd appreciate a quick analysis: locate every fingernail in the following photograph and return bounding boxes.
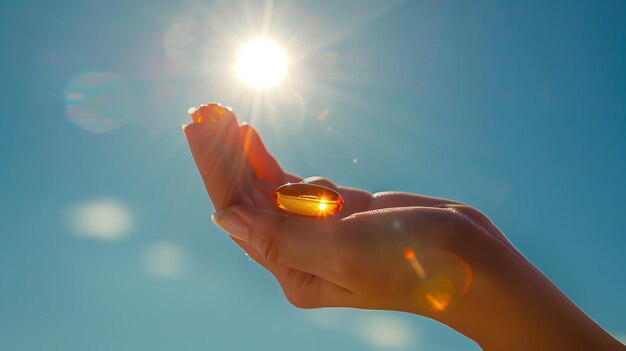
[211,210,250,242]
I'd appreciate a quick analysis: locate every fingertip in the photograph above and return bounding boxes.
[188,103,227,123]
[212,210,251,242]
[182,113,234,144]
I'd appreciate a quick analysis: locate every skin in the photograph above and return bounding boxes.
[183,105,625,351]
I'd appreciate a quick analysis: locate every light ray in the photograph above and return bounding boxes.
[404,248,426,279]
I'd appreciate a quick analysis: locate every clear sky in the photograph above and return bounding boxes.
[1,0,625,350]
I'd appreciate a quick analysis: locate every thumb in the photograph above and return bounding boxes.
[212,204,347,281]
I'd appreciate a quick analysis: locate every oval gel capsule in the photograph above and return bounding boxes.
[274,183,344,217]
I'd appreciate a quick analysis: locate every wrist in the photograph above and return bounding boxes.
[437,252,622,350]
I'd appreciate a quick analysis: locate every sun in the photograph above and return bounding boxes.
[235,39,288,88]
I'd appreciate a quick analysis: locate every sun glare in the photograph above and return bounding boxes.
[235,39,288,88]
[318,202,328,211]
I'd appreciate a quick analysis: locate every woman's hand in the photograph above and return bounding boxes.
[183,105,624,351]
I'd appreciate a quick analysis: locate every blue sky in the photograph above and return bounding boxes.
[1,0,625,350]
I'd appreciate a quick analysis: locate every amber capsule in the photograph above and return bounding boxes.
[188,103,230,123]
[274,183,344,217]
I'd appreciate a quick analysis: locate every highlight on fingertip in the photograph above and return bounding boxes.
[188,102,228,124]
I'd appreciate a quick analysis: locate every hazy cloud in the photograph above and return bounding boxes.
[68,198,133,241]
[353,314,414,349]
[308,310,416,349]
[143,241,184,277]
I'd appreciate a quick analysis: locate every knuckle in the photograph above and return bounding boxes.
[253,235,280,264]
[249,215,289,264]
[447,204,495,231]
[451,203,482,216]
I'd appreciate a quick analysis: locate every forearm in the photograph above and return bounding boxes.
[443,250,624,351]
[502,268,624,351]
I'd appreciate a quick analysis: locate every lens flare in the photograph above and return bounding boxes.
[162,13,203,68]
[403,248,473,313]
[425,292,452,312]
[404,248,426,278]
[64,72,134,133]
[235,39,288,88]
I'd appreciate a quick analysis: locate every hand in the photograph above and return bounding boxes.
[183,105,478,312]
[183,105,624,351]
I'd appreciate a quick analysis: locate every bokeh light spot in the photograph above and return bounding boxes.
[354,315,415,349]
[162,13,203,68]
[404,248,473,313]
[404,248,426,278]
[318,108,329,120]
[143,241,184,278]
[64,72,134,133]
[67,198,133,241]
[425,292,452,312]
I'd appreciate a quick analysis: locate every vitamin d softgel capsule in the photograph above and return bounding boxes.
[274,183,344,217]
[188,103,229,123]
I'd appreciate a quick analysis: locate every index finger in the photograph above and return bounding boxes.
[184,104,255,210]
